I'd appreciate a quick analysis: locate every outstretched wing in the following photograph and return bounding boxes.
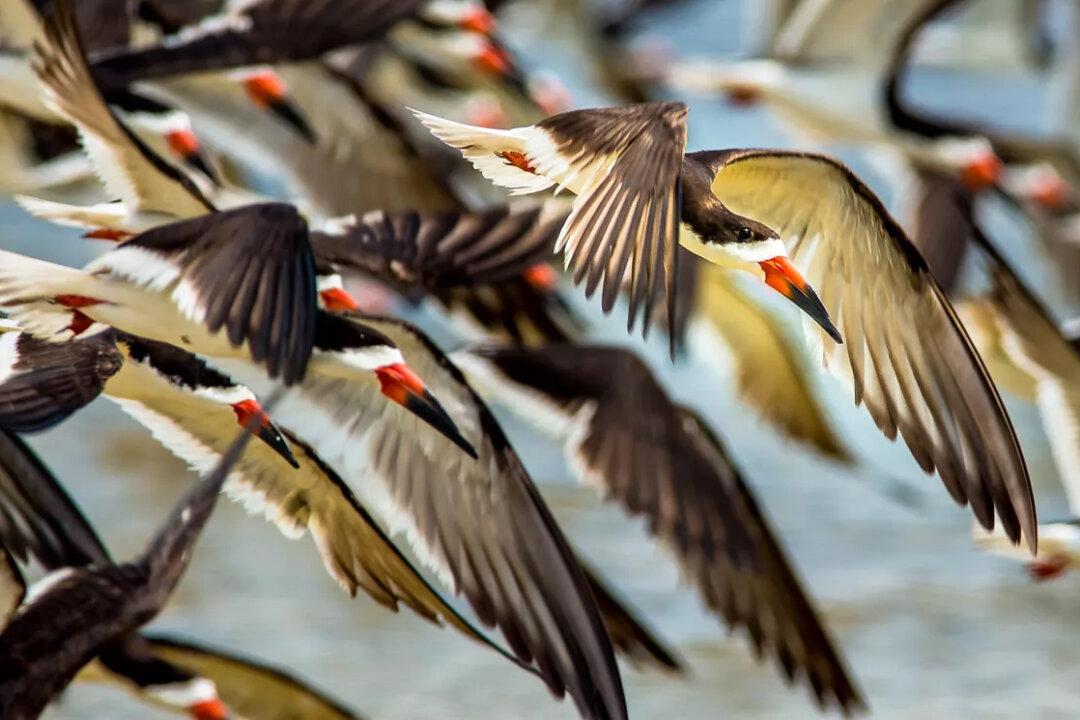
[416,102,688,348]
[31,1,212,217]
[454,344,865,714]
[91,203,317,383]
[270,316,628,720]
[702,148,1035,552]
[0,330,121,432]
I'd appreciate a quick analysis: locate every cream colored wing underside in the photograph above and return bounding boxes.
[711,151,1034,547]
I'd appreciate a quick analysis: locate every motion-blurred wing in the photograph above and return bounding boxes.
[140,633,363,720]
[31,2,212,217]
[454,344,864,714]
[0,330,121,432]
[275,61,460,216]
[0,428,111,568]
[91,0,426,87]
[310,203,568,291]
[773,0,952,66]
[694,263,849,461]
[988,268,1080,515]
[274,316,627,720]
[703,148,1035,551]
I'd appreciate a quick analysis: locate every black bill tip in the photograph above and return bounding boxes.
[406,389,478,459]
[788,282,843,344]
[269,100,317,144]
[256,422,300,469]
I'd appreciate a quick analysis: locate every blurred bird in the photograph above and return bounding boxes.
[253,314,630,720]
[454,343,866,715]
[90,0,498,92]
[0,427,371,720]
[664,0,1005,189]
[419,101,1037,551]
[0,408,255,719]
[0,323,681,675]
[971,268,1080,581]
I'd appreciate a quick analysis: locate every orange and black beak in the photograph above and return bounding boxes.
[375,363,477,458]
[231,399,300,469]
[188,697,229,720]
[164,129,219,184]
[759,257,843,343]
[242,71,317,144]
[474,39,531,98]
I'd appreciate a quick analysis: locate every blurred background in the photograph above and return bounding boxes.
[18,0,1080,717]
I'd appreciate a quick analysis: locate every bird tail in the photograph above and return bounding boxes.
[0,250,110,340]
[409,108,555,195]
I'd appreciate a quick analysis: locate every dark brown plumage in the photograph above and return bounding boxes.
[457,344,865,714]
[91,0,427,93]
[0,420,255,719]
[108,202,318,384]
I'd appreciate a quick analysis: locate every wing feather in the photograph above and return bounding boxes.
[455,344,865,714]
[269,317,628,720]
[31,3,212,218]
[706,149,1035,550]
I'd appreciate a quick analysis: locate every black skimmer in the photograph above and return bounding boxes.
[20,1,216,235]
[419,101,1038,551]
[969,268,1080,582]
[0,410,256,719]
[0,429,234,719]
[414,102,840,350]
[0,202,318,385]
[259,313,628,720]
[89,0,495,93]
[453,343,865,714]
[662,0,1006,191]
[0,328,545,664]
[0,323,680,676]
[0,325,300,464]
[0,0,229,184]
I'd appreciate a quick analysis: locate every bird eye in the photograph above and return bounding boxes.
[736,226,752,241]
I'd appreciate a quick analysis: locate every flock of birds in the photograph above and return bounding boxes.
[0,0,1076,717]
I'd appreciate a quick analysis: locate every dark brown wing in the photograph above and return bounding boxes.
[310,203,568,291]
[0,429,111,568]
[0,331,121,432]
[537,103,687,345]
[703,148,1036,552]
[91,0,426,91]
[458,344,865,714]
[577,558,684,673]
[278,317,628,720]
[907,168,974,295]
[418,102,688,352]
[102,203,317,384]
[433,277,583,346]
